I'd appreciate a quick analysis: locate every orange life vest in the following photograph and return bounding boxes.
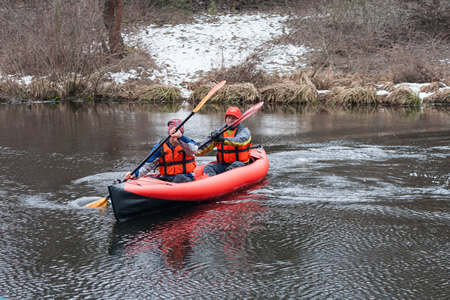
[216,126,251,164]
[158,143,196,176]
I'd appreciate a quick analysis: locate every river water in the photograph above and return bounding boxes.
[0,101,448,299]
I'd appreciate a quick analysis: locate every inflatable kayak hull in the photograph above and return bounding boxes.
[109,147,269,222]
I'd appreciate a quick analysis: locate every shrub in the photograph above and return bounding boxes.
[385,85,422,106]
[187,82,258,104]
[420,82,444,93]
[423,89,450,104]
[138,84,182,103]
[330,86,379,106]
[259,80,317,104]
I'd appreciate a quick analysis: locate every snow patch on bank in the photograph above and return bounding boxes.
[121,13,311,96]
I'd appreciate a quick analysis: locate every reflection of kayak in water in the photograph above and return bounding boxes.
[109,146,269,222]
[109,196,270,269]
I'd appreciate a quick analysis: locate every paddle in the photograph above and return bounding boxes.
[85,80,226,208]
[198,101,264,151]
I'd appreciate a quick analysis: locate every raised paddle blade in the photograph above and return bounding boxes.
[193,80,226,113]
[229,101,264,128]
[84,197,108,208]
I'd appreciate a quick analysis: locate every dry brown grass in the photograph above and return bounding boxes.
[202,55,278,89]
[309,68,365,90]
[423,89,450,104]
[284,71,316,87]
[385,85,422,106]
[328,86,379,106]
[388,49,443,84]
[0,78,24,100]
[187,82,259,104]
[187,82,222,104]
[377,82,396,92]
[260,80,317,104]
[0,0,158,102]
[83,80,124,101]
[218,83,259,103]
[136,84,182,103]
[284,0,449,86]
[420,82,445,93]
[26,79,61,100]
[258,71,318,104]
[70,80,182,102]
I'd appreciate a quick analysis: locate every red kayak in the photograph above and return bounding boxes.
[109,146,269,222]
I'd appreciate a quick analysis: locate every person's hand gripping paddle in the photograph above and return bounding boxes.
[198,101,264,151]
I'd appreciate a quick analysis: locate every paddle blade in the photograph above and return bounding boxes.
[230,101,264,128]
[193,80,226,113]
[84,197,108,208]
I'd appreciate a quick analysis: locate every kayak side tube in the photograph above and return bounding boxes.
[109,147,269,222]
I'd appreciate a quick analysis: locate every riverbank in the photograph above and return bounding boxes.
[2,70,448,107]
[0,1,449,106]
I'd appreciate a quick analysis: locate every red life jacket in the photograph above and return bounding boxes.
[158,143,196,176]
[216,126,251,164]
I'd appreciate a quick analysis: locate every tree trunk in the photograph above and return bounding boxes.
[103,0,124,56]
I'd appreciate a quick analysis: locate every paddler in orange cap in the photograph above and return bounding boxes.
[197,107,252,177]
